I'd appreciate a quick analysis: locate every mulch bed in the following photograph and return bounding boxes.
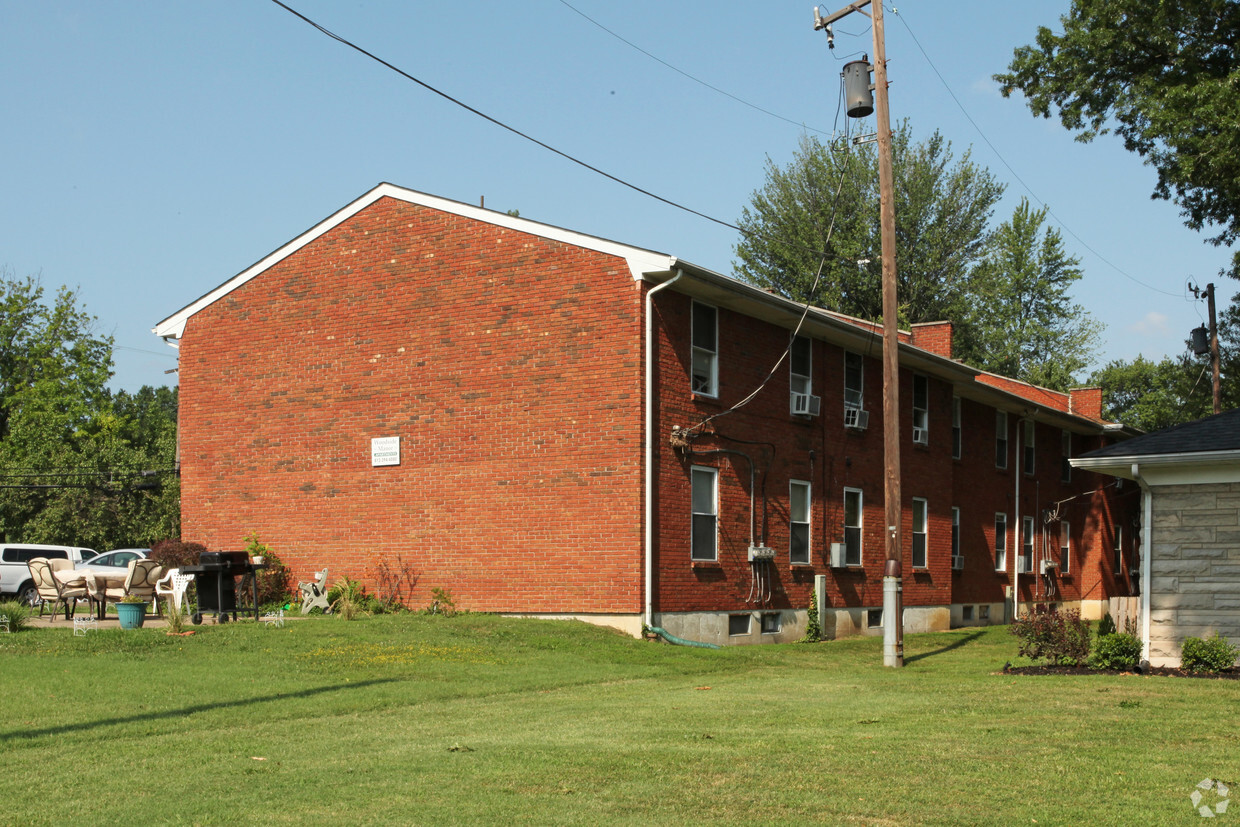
[1002,663,1240,680]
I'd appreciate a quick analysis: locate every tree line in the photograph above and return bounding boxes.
[0,269,178,550]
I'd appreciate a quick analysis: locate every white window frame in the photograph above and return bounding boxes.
[691,301,718,397]
[912,375,929,444]
[1021,515,1035,573]
[844,351,864,410]
[951,507,961,564]
[790,336,811,397]
[843,487,863,567]
[912,497,928,569]
[789,480,811,565]
[995,513,1007,571]
[1060,520,1071,574]
[690,466,718,561]
[952,396,962,460]
[996,411,1009,470]
[1023,420,1036,474]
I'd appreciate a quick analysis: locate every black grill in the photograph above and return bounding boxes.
[182,551,260,623]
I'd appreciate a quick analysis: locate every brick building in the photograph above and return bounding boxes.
[154,183,1138,644]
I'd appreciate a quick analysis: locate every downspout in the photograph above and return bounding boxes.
[1013,417,1021,620]
[1131,462,1153,664]
[645,269,684,630]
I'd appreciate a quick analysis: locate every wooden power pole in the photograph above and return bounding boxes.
[815,0,903,667]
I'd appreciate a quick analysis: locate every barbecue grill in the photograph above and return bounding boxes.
[181,551,264,624]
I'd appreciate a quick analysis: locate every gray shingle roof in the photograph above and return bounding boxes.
[1081,407,1240,459]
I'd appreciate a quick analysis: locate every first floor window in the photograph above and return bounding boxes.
[951,507,961,563]
[1021,515,1035,573]
[790,480,811,565]
[1113,526,1123,574]
[844,488,863,566]
[995,513,1007,570]
[691,466,718,561]
[1060,521,1071,574]
[912,497,928,568]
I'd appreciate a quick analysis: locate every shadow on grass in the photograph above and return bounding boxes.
[903,630,986,665]
[1,678,403,741]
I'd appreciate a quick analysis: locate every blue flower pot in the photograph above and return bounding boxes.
[116,602,148,629]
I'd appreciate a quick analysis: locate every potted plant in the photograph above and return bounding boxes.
[116,595,149,629]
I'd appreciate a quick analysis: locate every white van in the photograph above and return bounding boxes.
[0,544,98,606]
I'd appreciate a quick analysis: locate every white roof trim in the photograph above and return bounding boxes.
[153,183,676,339]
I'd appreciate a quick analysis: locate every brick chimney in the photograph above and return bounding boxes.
[1069,387,1103,420]
[910,321,953,359]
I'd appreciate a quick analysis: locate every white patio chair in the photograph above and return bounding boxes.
[155,568,195,617]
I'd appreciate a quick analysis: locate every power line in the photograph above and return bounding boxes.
[555,0,833,137]
[891,7,1183,300]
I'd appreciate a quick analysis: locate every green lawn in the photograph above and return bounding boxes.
[1,614,1235,825]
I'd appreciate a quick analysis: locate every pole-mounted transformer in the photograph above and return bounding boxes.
[842,59,874,118]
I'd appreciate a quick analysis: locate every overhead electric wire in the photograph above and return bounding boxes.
[890,6,1183,300]
[555,0,834,137]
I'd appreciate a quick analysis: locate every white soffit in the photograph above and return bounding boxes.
[153,183,675,339]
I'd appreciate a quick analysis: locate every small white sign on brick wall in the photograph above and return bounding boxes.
[371,436,400,467]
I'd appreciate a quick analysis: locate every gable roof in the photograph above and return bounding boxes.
[153,182,676,339]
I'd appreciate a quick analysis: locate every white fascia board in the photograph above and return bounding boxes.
[1072,450,1240,484]
[153,183,675,339]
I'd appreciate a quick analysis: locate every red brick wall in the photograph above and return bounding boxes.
[177,197,646,612]
[648,290,1133,616]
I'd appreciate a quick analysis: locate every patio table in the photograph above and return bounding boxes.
[81,571,129,620]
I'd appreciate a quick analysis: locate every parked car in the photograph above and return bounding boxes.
[75,548,151,575]
[0,544,99,606]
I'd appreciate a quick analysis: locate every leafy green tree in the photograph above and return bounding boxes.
[996,0,1240,275]
[956,199,1103,390]
[733,123,1005,324]
[0,270,179,548]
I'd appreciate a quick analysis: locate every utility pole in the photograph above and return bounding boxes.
[1190,282,1222,415]
[815,0,903,667]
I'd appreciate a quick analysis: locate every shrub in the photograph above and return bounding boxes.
[244,533,292,609]
[328,576,368,621]
[427,586,457,617]
[373,553,420,609]
[149,539,205,570]
[1091,632,1141,670]
[0,601,32,632]
[1010,605,1092,666]
[1181,633,1239,673]
[1097,613,1116,637]
[800,588,821,643]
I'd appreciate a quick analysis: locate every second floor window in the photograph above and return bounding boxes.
[952,396,962,459]
[912,375,929,444]
[1023,421,1036,474]
[691,302,717,397]
[790,336,811,396]
[996,411,1009,469]
[1061,430,1072,483]
[844,352,864,410]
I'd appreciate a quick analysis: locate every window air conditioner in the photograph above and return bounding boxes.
[951,555,964,571]
[1017,557,1031,574]
[844,406,869,430]
[830,542,846,568]
[912,426,927,444]
[791,392,822,417]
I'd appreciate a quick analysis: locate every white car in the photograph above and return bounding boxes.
[0,544,99,605]
[75,548,151,575]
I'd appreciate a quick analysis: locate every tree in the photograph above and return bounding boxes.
[956,199,1103,390]
[996,0,1240,275]
[1090,290,1239,430]
[733,123,1005,324]
[0,270,179,548]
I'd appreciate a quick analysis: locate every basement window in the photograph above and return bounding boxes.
[728,614,751,636]
[867,608,883,628]
[760,613,782,634]
[962,605,974,621]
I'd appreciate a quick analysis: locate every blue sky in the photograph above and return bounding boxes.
[1,1,1229,392]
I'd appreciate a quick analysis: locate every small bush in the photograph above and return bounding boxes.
[800,588,821,643]
[1097,614,1116,637]
[245,533,293,609]
[1091,632,1141,670]
[1010,605,1091,666]
[149,539,205,570]
[328,576,369,621]
[0,601,32,632]
[1181,633,1239,673]
[427,586,457,617]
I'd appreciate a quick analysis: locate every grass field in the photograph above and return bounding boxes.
[1,613,1236,825]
